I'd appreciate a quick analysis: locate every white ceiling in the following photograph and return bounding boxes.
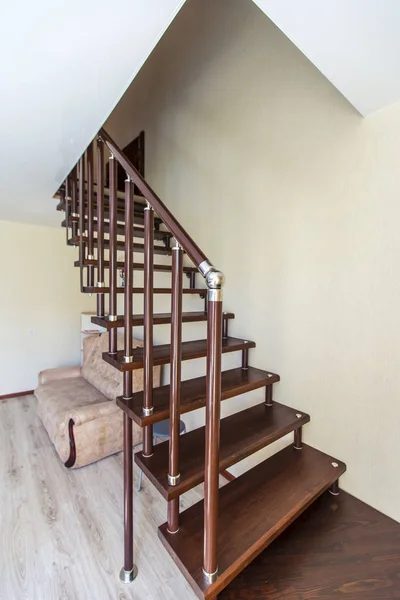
[2,0,400,225]
[253,0,400,116]
[0,0,185,226]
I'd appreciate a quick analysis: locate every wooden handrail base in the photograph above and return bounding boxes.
[64,419,76,468]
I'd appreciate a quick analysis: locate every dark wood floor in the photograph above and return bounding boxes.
[220,490,400,600]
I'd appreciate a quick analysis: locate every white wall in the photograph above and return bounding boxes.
[106,0,400,521]
[0,220,95,395]
[0,0,186,226]
[254,0,400,115]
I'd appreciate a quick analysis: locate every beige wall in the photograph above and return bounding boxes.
[0,220,95,395]
[106,0,400,521]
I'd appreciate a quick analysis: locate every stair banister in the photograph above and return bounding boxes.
[66,128,226,584]
[86,143,95,288]
[96,138,105,317]
[143,202,155,457]
[108,151,118,355]
[78,158,86,293]
[168,241,184,534]
[71,167,78,239]
[120,174,136,584]
[99,128,211,273]
[203,270,224,581]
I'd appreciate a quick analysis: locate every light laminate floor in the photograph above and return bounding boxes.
[0,395,203,600]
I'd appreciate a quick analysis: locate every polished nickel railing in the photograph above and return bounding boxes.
[61,128,225,584]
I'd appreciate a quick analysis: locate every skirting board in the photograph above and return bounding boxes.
[0,390,34,401]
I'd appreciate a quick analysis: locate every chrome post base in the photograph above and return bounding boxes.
[119,565,138,584]
[202,567,218,584]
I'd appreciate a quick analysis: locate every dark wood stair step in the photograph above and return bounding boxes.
[73,259,197,274]
[62,218,170,242]
[92,311,234,329]
[68,236,171,255]
[135,402,308,500]
[82,286,205,295]
[117,366,277,426]
[158,444,347,600]
[105,337,255,372]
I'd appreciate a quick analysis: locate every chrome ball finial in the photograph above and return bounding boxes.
[206,269,225,289]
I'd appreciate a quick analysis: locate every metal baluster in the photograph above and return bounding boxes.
[119,175,137,584]
[108,153,118,355]
[71,166,78,240]
[96,137,105,317]
[167,242,183,533]
[143,202,154,456]
[78,156,86,292]
[63,179,69,246]
[203,269,225,582]
[86,142,95,287]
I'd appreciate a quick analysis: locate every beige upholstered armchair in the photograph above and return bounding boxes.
[35,333,161,468]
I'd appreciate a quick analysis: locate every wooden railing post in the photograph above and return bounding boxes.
[119,174,138,584]
[203,269,225,582]
[78,156,86,292]
[63,180,69,245]
[167,241,183,534]
[108,152,118,355]
[86,142,95,287]
[96,137,105,317]
[143,202,154,456]
[71,166,78,239]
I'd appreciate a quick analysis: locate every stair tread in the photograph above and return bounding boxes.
[73,259,197,273]
[68,236,172,255]
[62,218,171,241]
[136,401,308,500]
[117,366,278,426]
[105,337,255,372]
[92,311,234,329]
[158,444,346,599]
[82,286,205,295]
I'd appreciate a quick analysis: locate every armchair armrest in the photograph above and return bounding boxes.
[38,366,81,385]
[68,399,120,427]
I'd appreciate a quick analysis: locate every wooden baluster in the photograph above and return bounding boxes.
[71,166,78,239]
[108,153,118,355]
[78,156,86,292]
[119,175,137,584]
[143,202,154,456]
[63,180,69,245]
[167,242,183,533]
[86,142,95,287]
[203,270,224,581]
[96,138,105,317]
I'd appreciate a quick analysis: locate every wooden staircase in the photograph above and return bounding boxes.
[56,129,346,599]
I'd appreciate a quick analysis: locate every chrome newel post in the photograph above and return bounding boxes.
[203,265,225,583]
